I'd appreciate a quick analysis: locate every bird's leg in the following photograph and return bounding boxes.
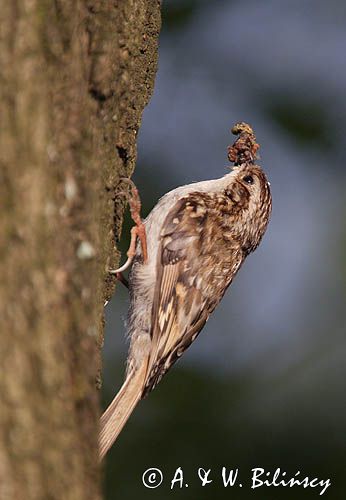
[109,179,148,276]
[127,181,148,263]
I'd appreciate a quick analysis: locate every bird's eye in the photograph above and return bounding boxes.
[243,175,254,185]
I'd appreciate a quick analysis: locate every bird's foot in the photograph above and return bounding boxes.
[108,179,148,276]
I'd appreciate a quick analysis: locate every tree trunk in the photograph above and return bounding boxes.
[0,1,161,498]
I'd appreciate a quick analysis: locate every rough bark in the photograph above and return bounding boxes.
[0,1,161,499]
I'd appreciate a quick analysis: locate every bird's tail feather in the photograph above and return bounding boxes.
[99,362,147,460]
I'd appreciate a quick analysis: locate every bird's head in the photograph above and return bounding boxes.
[224,123,272,252]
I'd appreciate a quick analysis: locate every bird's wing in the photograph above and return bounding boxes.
[143,192,243,396]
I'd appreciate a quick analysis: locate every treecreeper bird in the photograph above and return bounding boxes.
[100,123,272,459]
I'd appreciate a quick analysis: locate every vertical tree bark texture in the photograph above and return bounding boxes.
[0,1,161,498]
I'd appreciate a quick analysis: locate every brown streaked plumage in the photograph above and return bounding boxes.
[100,123,272,459]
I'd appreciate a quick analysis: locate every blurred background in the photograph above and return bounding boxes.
[102,0,346,498]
